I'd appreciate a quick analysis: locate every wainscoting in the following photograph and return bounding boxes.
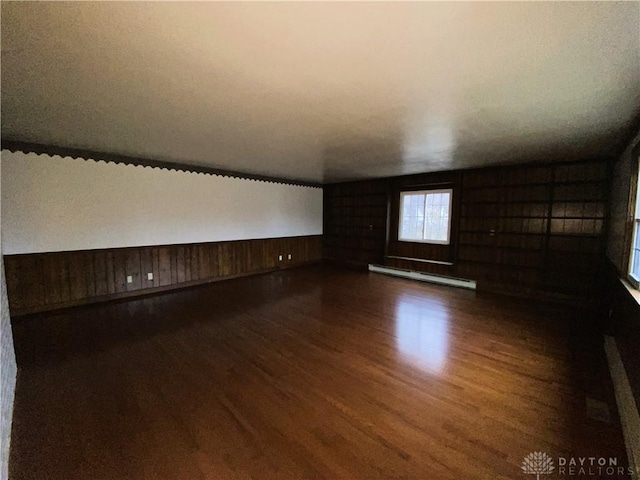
[4,235,322,316]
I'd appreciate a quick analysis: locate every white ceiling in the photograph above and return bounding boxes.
[2,2,639,183]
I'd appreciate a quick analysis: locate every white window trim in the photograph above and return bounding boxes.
[630,219,640,288]
[629,224,640,289]
[628,155,640,289]
[398,188,453,245]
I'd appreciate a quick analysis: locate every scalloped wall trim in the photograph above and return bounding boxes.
[1,149,323,254]
[1,140,322,188]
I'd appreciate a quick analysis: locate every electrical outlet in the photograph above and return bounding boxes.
[126,275,133,284]
[288,254,292,260]
[278,255,283,261]
[147,272,153,281]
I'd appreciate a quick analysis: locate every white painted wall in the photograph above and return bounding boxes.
[1,150,323,255]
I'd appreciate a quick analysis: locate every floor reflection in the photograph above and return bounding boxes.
[394,293,450,374]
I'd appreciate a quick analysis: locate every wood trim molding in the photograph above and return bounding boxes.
[1,140,322,188]
[605,335,640,475]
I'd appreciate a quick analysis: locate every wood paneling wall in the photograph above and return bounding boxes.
[323,179,388,266]
[458,161,608,299]
[323,160,610,302]
[4,235,322,316]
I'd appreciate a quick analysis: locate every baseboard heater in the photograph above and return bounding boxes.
[368,264,477,290]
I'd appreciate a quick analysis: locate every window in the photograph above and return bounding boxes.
[630,160,640,286]
[399,189,452,244]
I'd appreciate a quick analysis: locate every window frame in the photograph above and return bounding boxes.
[398,188,453,245]
[630,221,640,288]
[628,154,640,289]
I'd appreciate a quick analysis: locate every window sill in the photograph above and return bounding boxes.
[385,255,454,266]
[398,239,451,246]
[620,278,640,307]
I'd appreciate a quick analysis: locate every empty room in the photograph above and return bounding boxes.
[1,1,640,479]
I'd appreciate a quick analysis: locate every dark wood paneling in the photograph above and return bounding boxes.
[189,246,199,281]
[104,252,117,296]
[111,250,126,294]
[323,179,388,266]
[4,235,322,316]
[175,246,187,284]
[208,244,220,278]
[262,240,275,269]
[323,160,610,302]
[140,248,154,290]
[69,252,94,301]
[248,240,263,271]
[236,240,248,274]
[184,246,192,282]
[41,253,71,305]
[457,161,608,299]
[197,245,210,280]
[217,243,232,277]
[4,255,44,311]
[156,247,172,287]
[93,251,110,297]
[124,250,142,292]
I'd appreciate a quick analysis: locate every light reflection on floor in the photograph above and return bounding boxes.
[394,293,450,374]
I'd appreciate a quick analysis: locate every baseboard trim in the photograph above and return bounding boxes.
[368,264,476,290]
[604,335,640,474]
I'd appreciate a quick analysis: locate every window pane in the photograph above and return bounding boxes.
[424,191,451,242]
[401,196,410,216]
[400,193,427,240]
[399,190,452,243]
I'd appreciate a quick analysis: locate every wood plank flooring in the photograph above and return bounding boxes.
[9,266,630,479]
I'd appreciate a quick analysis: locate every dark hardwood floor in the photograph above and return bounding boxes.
[9,266,630,479]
